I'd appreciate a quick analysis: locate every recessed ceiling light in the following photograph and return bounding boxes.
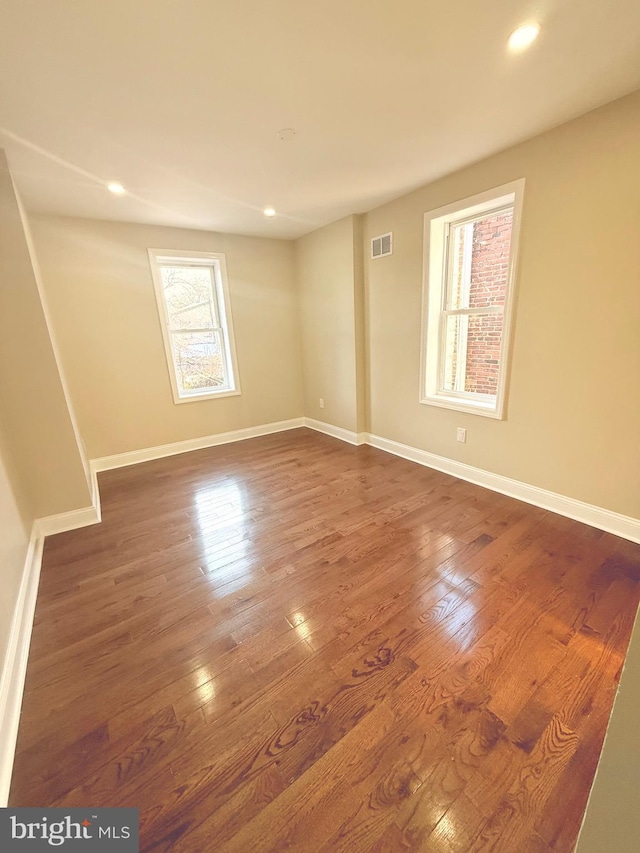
[508,22,541,52]
[263,207,276,217]
[107,182,126,195]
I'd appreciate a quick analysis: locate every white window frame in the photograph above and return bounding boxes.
[148,249,241,404]
[420,179,525,419]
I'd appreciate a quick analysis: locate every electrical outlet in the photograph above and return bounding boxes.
[456,427,467,443]
[319,398,325,409]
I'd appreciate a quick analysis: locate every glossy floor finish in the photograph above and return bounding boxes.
[10,429,640,852]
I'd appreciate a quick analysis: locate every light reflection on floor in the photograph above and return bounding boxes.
[290,612,312,642]
[421,575,479,640]
[192,479,257,595]
[441,595,478,638]
[191,665,216,704]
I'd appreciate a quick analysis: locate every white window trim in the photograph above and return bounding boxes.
[419,179,525,420]
[148,249,241,404]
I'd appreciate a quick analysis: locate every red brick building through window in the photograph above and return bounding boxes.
[444,209,513,397]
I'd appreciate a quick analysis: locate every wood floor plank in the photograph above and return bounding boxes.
[9,429,640,852]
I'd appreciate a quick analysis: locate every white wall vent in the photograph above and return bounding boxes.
[371,232,393,259]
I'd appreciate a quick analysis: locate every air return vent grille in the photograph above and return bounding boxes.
[371,232,393,259]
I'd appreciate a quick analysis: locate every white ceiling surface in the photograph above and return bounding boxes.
[1,1,639,239]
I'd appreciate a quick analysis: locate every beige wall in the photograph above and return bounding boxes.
[295,215,365,433]
[0,148,92,711]
[364,91,640,518]
[0,152,91,518]
[30,217,304,458]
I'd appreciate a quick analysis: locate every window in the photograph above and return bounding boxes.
[420,179,524,418]
[148,250,240,403]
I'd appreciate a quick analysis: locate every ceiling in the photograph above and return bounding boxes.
[1,1,639,240]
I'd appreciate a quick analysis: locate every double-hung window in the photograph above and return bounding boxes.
[148,250,240,403]
[420,179,524,418]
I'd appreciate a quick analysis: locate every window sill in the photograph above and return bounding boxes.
[174,388,241,405]
[420,393,503,419]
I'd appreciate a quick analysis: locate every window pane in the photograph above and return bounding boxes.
[447,209,513,310]
[441,313,504,396]
[161,266,217,330]
[170,330,226,393]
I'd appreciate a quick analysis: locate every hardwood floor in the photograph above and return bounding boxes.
[10,428,640,851]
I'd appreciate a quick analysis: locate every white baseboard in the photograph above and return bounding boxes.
[0,526,44,806]
[367,433,640,544]
[35,504,101,537]
[24,417,640,543]
[92,417,306,472]
[303,418,367,446]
